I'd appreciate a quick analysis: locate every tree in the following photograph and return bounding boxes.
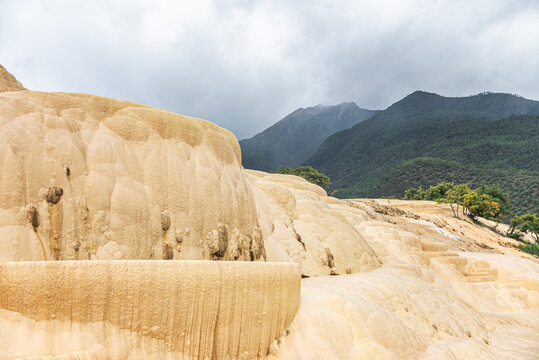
[509,215,524,235]
[425,182,455,201]
[275,166,293,175]
[404,185,426,200]
[461,191,500,220]
[275,165,331,189]
[520,214,539,242]
[472,183,511,229]
[509,213,539,246]
[439,184,471,218]
[404,182,509,222]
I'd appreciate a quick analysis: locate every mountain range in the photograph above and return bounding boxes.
[241,91,539,215]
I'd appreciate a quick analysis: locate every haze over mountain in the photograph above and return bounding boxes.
[240,102,377,171]
[306,91,539,214]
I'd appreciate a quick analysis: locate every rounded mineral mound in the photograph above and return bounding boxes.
[0,80,261,262]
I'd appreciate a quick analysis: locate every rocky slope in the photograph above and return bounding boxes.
[0,65,379,275]
[0,64,25,92]
[0,66,537,359]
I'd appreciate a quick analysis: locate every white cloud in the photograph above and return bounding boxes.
[1,0,538,138]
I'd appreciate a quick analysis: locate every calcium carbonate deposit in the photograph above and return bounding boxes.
[0,65,537,359]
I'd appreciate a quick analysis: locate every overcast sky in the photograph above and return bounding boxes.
[1,0,538,139]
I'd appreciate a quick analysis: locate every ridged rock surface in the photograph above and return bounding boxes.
[0,89,263,262]
[0,260,301,359]
[247,170,380,276]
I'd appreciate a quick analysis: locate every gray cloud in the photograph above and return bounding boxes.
[1,0,538,139]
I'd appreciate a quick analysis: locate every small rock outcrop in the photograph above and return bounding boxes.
[0,65,26,92]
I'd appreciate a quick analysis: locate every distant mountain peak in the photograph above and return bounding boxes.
[400,90,442,101]
[240,102,378,171]
[291,102,362,116]
[409,90,438,96]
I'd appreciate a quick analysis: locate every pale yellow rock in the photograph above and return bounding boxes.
[274,199,539,359]
[247,170,380,276]
[360,199,538,260]
[279,268,492,359]
[0,65,25,92]
[0,260,301,359]
[0,88,261,262]
[0,66,380,277]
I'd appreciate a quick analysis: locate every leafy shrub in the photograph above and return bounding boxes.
[461,192,500,220]
[404,186,426,200]
[276,166,331,189]
[520,214,539,242]
[518,243,539,256]
[508,213,539,242]
[403,181,504,220]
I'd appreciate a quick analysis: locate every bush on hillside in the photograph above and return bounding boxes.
[509,213,539,243]
[518,243,539,256]
[275,166,331,190]
[403,182,505,221]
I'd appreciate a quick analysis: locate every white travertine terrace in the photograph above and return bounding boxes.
[279,199,538,360]
[0,260,301,359]
[0,65,380,276]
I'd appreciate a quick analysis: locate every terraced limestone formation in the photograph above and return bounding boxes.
[0,65,379,276]
[275,200,538,360]
[0,64,375,358]
[1,65,538,359]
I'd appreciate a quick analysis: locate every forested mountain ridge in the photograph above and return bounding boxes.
[306,92,539,215]
[239,102,377,171]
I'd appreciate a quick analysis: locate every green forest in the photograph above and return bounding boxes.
[307,93,539,216]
